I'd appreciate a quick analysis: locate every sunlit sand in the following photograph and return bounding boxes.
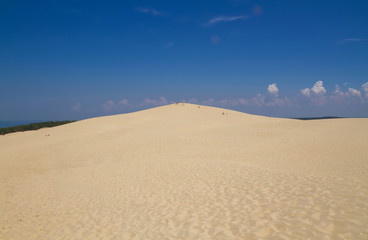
[1,103,367,239]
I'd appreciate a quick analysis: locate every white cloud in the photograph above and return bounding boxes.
[300,81,327,97]
[72,102,81,111]
[264,83,290,106]
[347,88,363,103]
[201,98,215,105]
[216,98,249,106]
[300,81,327,105]
[333,84,342,93]
[266,97,291,107]
[237,98,249,105]
[187,98,199,104]
[212,84,288,107]
[311,81,326,95]
[102,100,115,110]
[107,81,368,111]
[204,15,248,26]
[119,99,129,105]
[347,88,361,98]
[330,85,345,103]
[142,96,168,106]
[330,85,363,104]
[136,7,163,16]
[267,83,279,96]
[311,97,327,106]
[190,87,290,108]
[216,99,230,106]
[252,94,265,106]
[362,82,368,98]
[300,88,311,97]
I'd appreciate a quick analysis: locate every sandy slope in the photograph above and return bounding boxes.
[1,103,367,239]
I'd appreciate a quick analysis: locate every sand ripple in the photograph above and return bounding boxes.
[1,104,367,239]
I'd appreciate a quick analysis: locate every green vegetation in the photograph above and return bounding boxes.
[0,121,76,135]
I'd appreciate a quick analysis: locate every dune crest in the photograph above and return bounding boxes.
[1,103,368,239]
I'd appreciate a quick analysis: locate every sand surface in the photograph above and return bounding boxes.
[1,103,368,239]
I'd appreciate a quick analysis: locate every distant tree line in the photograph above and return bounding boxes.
[293,117,343,120]
[0,121,75,135]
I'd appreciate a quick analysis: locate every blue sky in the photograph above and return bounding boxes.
[1,0,367,120]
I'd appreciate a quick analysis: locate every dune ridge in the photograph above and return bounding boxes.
[1,103,367,239]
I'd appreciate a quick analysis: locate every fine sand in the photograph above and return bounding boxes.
[1,103,367,239]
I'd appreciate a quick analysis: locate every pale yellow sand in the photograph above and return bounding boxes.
[1,103,367,239]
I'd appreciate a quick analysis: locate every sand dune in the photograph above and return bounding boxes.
[1,103,367,239]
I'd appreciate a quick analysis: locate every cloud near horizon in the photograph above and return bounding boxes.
[267,83,279,96]
[142,96,168,106]
[96,81,368,111]
[102,100,115,110]
[300,81,327,105]
[190,84,289,107]
[362,82,368,98]
[330,85,363,104]
[120,99,129,105]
